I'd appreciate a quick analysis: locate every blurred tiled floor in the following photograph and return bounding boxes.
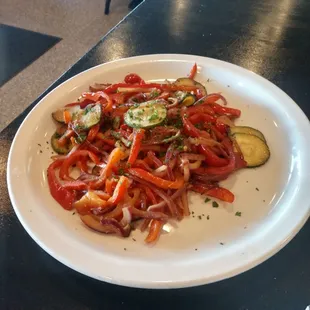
[0,0,142,131]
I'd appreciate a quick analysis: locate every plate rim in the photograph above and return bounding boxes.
[7,54,310,288]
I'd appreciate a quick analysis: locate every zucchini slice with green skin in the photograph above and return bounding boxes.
[52,106,81,124]
[175,77,196,86]
[233,133,270,167]
[72,104,102,131]
[229,126,266,142]
[51,132,72,154]
[181,94,196,107]
[52,109,66,123]
[174,77,207,96]
[124,102,167,128]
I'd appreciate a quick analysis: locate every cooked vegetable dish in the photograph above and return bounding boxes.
[47,64,270,243]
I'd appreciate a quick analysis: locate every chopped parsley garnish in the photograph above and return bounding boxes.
[149,109,159,121]
[235,211,242,217]
[111,131,121,139]
[75,133,87,144]
[204,198,211,203]
[150,90,160,98]
[84,106,92,114]
[175,118,183,128]
[128,110,134,118]
[212,201,219,208]
[54,132,61,139]
[118,168,125,175]
[195,123,203,129]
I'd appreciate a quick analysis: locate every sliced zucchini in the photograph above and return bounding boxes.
[181,94,196,107]
[52,106,81,124]
[229,126,266,142]
[175,77,196,86]
[233,133,270,167]
[124,101,167,128]
[174,77,207,96]
[72,104,102,131]
[51,132,72,154]
[52,109,65,123]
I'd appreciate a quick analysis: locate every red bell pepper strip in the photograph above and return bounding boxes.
[47,159,75,210]
[87,124,100,142]
[65,99,93,108]
[62,180,88,191]
[188,63,197,79]
[181,108,210,138]
[90,148,125,189]
[206,187,235,203]
[189,183,217,195]
[187,104,215,116]
[127,128,145,166]
[215,122,227,135]
[189,114,217,124]
[145,220,164,243]
[201,93,223,104]
[59,150,100,181]
[99,92,113,112]
[105,179,117,196]
[129,168,184,190]
[133,159,153,172]
[147,151,163,168]
[195,139,237,176]
[198,145,229,167]
[82,92,102,102]
[107,176,130,205]
[58,129,75,147]
[210,103,241,117]
[76,158,89,173]
[154,91,170,100]
[110,93,126,105]
[95,132,116,146]
[82,91,113,112]
[137,184,158,204]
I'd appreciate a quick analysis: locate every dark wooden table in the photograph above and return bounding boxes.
[1,0,310,309]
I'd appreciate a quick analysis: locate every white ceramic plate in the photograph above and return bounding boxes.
[7,54,310,288]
